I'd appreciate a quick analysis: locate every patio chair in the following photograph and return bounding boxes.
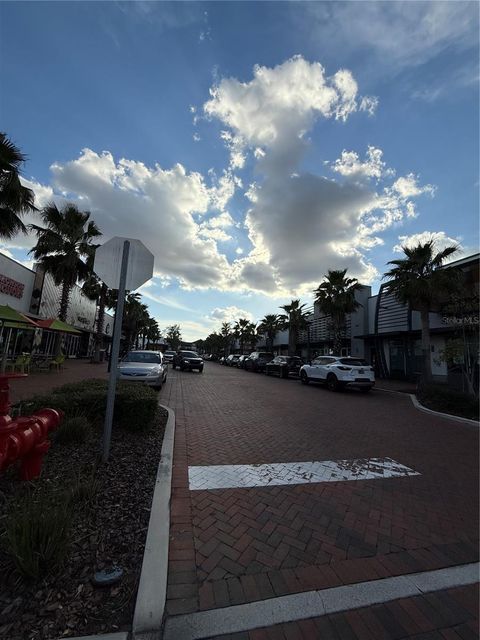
[49,353,65,372]
[6,354,27,374]
[22,353,31,374]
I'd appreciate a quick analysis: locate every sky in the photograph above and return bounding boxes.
[0,1,478,341]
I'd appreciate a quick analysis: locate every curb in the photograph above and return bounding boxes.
[66,634,129,640]
[132,404,176,639]
[409,394,479,428]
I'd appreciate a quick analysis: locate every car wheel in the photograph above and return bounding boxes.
[199,367,204,373]
[300,371,309,385]
[360,387,371,393]
[327,374,340,391]
[280,369,288,379]
[172,363,176,370]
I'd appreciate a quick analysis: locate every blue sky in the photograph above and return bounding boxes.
[1,1,478,341]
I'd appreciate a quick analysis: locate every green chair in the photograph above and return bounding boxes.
[22,353,31,374]
[6,354,27,374]
[49,353,65,372]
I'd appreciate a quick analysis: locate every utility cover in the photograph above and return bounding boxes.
[94,237,154,291]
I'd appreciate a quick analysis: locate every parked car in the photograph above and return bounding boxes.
[236,355,250,369]
[225,354,240,367]
[265,355,303,378]
[163,350,176,364]
[172,350,204,372]
[244,352,274,372]
[118,350,167,390]
[300,356,375,392]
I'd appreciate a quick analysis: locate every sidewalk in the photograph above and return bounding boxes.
[374,378,417,394]
[8,359,109,404]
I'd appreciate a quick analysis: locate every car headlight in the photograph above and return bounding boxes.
[147,369,160,377]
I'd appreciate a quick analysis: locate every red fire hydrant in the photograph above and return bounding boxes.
[0,374,63,481]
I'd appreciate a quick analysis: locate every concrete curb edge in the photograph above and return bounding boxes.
[409,393,479,428]
[132,403,176,639]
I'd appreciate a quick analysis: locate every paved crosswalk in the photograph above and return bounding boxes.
[188,457,420,490]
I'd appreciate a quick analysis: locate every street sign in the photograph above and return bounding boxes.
[97,238,153,462]
[94,236,154,291]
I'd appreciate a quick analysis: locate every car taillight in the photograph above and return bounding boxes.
[337,366,352,371]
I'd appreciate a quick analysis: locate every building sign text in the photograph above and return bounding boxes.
[0,274,24,299]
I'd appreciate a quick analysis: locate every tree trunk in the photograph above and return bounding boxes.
[288,326,296,356]
[59,280,72,322]
[420,307,432,385]
[332,315,344,355]
[92,283,107,363]
[56,280,72,355]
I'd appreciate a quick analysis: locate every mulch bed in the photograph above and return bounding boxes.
[0,407,168,640]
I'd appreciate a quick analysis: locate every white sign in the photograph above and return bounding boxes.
[94,237,154,291]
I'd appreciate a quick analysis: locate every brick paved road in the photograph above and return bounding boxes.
[161,363,479,634]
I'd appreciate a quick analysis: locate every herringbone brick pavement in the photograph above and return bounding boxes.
[161,363,479,630]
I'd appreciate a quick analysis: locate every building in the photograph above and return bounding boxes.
[0,253,114,359]
[360,253,479,384]
[254,252,479,385]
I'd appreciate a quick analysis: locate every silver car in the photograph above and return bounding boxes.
[118,350,167,390]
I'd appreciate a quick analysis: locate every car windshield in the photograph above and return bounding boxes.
[258,353,273,358]
[339,358,368,366]
[181,351,199,358]
[124,352,160,364]
[165,351,176,356]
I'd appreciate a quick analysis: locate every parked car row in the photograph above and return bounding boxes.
[218,352,375,391]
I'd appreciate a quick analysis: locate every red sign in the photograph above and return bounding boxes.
[0,274,25,299]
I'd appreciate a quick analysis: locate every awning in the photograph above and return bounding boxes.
[36,318,82,335]
[0,305,39,328]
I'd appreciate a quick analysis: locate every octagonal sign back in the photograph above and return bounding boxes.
[94,237,154,291]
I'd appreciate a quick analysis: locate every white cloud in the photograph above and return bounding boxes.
[204,57,376,175]
[392,174,436,199]
[330,146,393,181]
[203,57,437,293]
[359,96,379,116]
[45,148,237,289]
[209,305,253,324]
[300,2,478,72]
[393,231,463,257]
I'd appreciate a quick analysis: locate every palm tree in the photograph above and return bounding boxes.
[0,133,37,239]
[145,318,161,349]
[29,203,101,323]
[220,322,232,357]
[204,332,223,356]
[258,314,282,353]
[82,262,116,362]
[279,300,309,356]
[314,269,362,355]
[233,318,253,353]
[165,324,182,351]
[384,240,459,383]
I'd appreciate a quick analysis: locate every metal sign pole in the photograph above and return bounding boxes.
[102,240,130,463]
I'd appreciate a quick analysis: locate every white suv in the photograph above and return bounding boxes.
[300,356,375,392]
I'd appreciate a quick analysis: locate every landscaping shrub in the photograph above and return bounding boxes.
[66,466,99,505]
[2,491,71,581]
[20,379,157,431]
[114,382,158,431]
[417,383,479,421]
[55,415,90,444]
